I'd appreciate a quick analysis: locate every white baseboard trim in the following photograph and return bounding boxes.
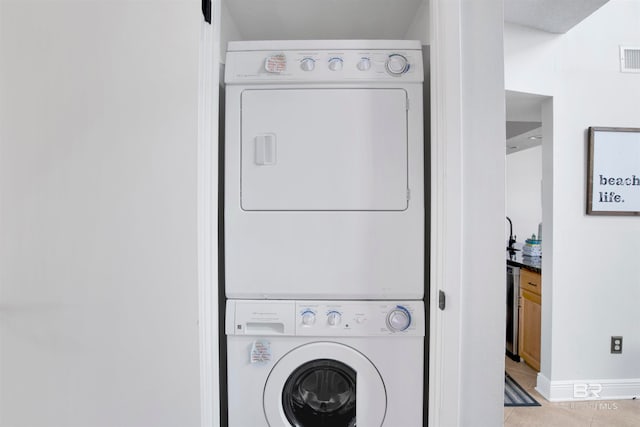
[535,372,552,399]
[536,372,640,402]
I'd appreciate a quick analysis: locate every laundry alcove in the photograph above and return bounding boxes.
[215,2,431,427]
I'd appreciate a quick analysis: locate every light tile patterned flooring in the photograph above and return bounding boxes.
[504,357,640,426]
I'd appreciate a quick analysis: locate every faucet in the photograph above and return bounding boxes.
[506,216,517,251]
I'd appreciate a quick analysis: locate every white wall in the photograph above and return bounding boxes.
[0,1,203,425]
[405,0,430,43]
[458,0,506,422]
[220,0,243,59]
[507,146,542,243]
[505,0,640,400]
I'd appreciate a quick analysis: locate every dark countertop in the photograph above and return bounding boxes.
[506,243,542,273]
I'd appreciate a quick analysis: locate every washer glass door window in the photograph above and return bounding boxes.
[263,342,386,427]
[282,359,356,427]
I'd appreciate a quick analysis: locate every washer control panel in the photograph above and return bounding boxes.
[225,47,423,83]
[293,301,423,336]
[225,300,424,337]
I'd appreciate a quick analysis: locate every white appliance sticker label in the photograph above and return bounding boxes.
[265,54,287,73]
[250,340,272,364]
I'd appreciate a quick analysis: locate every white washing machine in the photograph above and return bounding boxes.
[225,299,425,427]
[224,40,425,300]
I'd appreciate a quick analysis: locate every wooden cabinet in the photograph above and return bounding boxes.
[519,269,542,371]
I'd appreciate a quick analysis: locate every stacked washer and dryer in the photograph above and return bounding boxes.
[224,40,425,427]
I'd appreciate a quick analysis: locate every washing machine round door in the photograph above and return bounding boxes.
[263,342,386,427]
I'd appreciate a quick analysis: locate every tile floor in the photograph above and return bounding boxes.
[504,357,640,426]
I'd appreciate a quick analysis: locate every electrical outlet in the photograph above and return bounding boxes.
[611,336,623,354]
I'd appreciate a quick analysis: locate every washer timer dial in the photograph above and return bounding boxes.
[386,306,411,332]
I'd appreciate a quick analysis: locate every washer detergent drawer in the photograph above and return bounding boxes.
[240,88,408,211]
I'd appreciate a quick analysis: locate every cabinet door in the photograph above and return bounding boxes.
[520,269,541,295]
[519,289,541,371]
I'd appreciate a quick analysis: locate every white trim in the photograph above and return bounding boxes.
[536,371,552,399]
[428,0,464,425]
[197,2,221,426]
[537,373,640,402]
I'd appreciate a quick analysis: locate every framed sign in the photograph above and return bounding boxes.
[587,127,640,215]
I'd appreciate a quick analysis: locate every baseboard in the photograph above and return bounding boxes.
[536,373,640,402]
[535,372,552,399]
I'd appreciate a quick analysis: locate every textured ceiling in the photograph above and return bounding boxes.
[504,0,610,33]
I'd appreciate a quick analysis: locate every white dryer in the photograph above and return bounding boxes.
[225,299,425,427]
[224,40,424,300]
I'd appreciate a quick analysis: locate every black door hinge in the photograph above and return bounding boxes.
[202,0,211,24]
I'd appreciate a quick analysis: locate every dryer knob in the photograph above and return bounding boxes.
[301,311,316,326]
[385,54,410,76]
[357,58,371,71]
[386,306,411,332]
[328,57,344,71]
[300,58,315,71]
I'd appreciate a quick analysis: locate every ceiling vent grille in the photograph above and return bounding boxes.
[620,46,640,73]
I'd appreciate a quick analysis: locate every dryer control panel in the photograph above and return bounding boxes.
[225,40,423,84]
[226,300,425,337]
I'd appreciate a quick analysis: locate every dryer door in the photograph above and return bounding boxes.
[264,342,386,427]
[240,88,408,211]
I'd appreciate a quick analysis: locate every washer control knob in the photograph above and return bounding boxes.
[327,311,342,326]
[357,57,371,71]
[301,310,316,326]
[385,54,410,76]
[300,58,315,71]
[386,306,411,332]
[328,57,344,71]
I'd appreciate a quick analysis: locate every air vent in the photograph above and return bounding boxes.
[620,46,640,73]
